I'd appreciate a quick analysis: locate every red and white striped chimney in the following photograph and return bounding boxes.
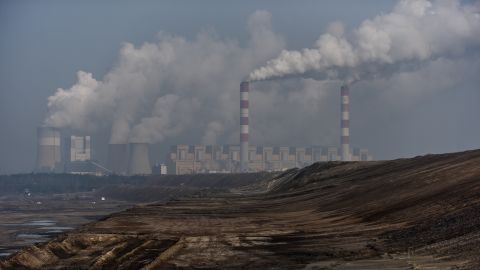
[240,81,250,172]
[341,85,350,161]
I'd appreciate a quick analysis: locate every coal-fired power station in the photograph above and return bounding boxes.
[34,128,161,176]
[35,80,371,175]
[340,85,351,161]
[36,127,62,172]
[240,81,250,172]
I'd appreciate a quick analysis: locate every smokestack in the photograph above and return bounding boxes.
[340,85,350,161]
[108,143,128,175]
[36,127,62,172]
[128,143,152,175]
[240,81,250,172]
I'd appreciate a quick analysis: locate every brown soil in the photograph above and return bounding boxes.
[2,150,480,269]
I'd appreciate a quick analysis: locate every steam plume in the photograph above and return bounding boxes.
[44,11,285,144]
[249,0,480,82]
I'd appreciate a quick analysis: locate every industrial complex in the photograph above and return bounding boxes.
[167,144,372,175]
[35,127,110,175]
[35,83,372,175]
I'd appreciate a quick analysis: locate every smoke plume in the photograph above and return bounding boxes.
[249,0,480,82]
[42,2,480,155]
[44,11,285,144]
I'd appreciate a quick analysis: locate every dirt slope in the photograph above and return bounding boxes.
[2,150,480,269]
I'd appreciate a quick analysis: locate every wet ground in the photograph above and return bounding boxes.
[0,172,270,263]
[0,193,133,259]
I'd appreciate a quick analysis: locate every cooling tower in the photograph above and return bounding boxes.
[107,143,128,175]
[128,143,152,175]
[240,81,250,172]
[36,127,62,172]
[340,85,351,161]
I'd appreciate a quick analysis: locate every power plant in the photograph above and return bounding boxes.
[166,82,372,174]
[34,132,157,176]
[35,81,371,175]
[70,136,91,162]
[167,144,372,175]
[127,143,152,175]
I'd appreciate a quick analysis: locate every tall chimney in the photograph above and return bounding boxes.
[36,127,62,172]
[128,143,152,175]
[240,81,250,172]
[108,143,128,175]
[340,85,351,161]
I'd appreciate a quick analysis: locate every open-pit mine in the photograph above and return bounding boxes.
[2,150,480,269]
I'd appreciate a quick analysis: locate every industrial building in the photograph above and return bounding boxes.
[36,129,109,175]
[65,135,110,175]
[167,144,372,175]
[167,82,372,175]
[35,82,372,176]
[35,131,153,176]
[152,163,168,175]
[69,136,91,162]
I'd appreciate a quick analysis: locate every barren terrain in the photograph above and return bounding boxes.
[0,193,133,259]
[2,150,480,269]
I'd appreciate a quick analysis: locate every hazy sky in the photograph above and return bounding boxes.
[1,0,479,174]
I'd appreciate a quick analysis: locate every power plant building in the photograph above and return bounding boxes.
[70,136,91,162]
[167,144,373,175]
[35,82,372,176]
[152,163,168,175]
[35,128,109,175]
[65,135,109,175]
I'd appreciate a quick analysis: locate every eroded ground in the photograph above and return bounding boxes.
[0,192,133,258]
[2,150,480,269]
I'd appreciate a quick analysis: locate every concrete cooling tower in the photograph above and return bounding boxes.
[107,143,128,175]
[127,143,152,175]
[36,127,62,172]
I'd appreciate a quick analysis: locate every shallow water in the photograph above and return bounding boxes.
[41,226,74,231]
[0,219,73,258]
[24,220,56,226]
[16,233,46,239]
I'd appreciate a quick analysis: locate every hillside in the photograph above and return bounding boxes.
[2,150,480,269]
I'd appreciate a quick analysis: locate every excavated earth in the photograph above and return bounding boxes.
[2,150,480,269]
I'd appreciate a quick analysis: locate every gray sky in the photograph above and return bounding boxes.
[1,0,479,174]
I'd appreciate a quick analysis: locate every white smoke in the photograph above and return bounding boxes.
[44,10,285,144]
[45,71,101,131]
[42,2,480,153]
[249,0,480,82]
[201,121,225,145]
